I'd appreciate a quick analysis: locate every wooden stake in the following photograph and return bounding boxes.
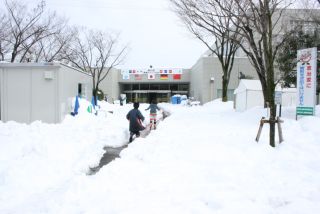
[255,116,284,144]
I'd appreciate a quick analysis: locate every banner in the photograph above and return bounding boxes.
[173,74,181,80]
[148,73,155,80]
[160,74,168,80]
[122,71,130,79]
[296,47,317,116]
[135,74,142,80]
[121,68,184,75]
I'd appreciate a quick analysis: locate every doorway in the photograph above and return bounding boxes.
[148,93,157,103]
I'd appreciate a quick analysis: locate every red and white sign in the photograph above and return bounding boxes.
[296,47,317,116]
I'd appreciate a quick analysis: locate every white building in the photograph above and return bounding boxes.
[234,80,265,112]
[234,79,297,112]
[0,62,92,123]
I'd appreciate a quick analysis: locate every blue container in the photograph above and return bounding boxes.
[171,96,178,104]
[176,96,181,104]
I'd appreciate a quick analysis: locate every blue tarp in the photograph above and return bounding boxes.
[73,96,80,115]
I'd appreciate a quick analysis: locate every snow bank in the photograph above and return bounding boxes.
[1,100,320,213]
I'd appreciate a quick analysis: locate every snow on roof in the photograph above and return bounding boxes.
[234,79,261,94]
[241,79,262,90]
[235,79,297,94]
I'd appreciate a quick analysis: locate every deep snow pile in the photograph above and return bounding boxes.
[0,99,320,214]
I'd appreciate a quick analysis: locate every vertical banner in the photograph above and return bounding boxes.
[296,47,317,116]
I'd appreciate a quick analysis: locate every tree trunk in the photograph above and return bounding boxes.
[11,50,17,62]
[222,77,228,102]
[92,90,97,105]
[269,103,276,147]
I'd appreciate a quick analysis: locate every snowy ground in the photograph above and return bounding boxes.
[1,99,320,214]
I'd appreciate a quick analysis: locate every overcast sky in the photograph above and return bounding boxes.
[22,0,206,69]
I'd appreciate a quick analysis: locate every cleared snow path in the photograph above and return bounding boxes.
[88,111,170,175]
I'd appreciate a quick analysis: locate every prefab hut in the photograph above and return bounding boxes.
[234,79,264,112]
[0,62,92,123]
[234,79,297,112]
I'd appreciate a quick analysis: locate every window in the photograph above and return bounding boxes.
[159,84,169,90]
[140,84,149,90]
[217,89,235,101]
[78,83,87,98]
[170,84,178,91]
[132,84,139,90]
[179,84,189,91]
[123,84,131,91]
[150,84,159,90]
[78,83,82,96]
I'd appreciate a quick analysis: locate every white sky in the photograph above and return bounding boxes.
[23,0,206,69]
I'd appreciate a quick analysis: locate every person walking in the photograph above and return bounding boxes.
[145,100,161,130]
[126,102,145,143]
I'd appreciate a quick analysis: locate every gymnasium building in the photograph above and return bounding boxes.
[100,55,258,104]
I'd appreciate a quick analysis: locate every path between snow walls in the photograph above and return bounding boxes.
[87,111,170,175]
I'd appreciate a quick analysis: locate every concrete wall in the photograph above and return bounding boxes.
[0,63,92,124]
[99,68,121,103]
[190,59,203,102]
[190,56,258,104]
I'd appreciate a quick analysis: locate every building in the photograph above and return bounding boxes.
[190,53,258,104]
[234,79,297,112]
[100,53,258,105]
[0,62,92,123]
[95,9,320,105]
[100,67,191,103]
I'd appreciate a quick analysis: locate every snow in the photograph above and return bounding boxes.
[235,79,262,93]
[1,99,320,213]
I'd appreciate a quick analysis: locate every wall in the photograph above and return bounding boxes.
[247,90,264,109]
[0,63,93,124]
[190,56,258,104]
[100,68,121,103]
[0,63,58,123]
[58,63,93,120]
[235,91,247,112]
[190,58,205,102]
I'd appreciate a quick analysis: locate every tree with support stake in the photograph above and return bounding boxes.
[256,116,284,144]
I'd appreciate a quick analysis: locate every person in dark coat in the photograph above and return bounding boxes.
[126,102,145,142]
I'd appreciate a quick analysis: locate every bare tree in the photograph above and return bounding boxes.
[3,0,63,62]
[32,25,77,62]
[0,12,10,61]
[65,28,128,102]
[204,0,295,147]
[170,0,241,102]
